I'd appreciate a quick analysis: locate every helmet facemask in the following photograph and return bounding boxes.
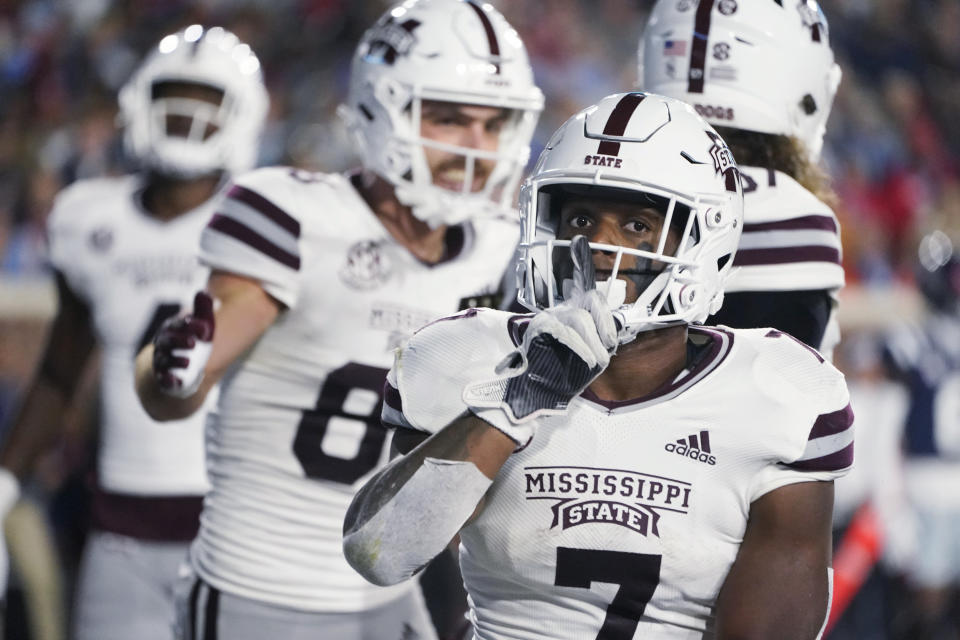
[344,78,538,227]
[144,80,231,178]
[397,96,535,226]
[518,182,735,343]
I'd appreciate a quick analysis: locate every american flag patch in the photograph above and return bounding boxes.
[664,40,687,56]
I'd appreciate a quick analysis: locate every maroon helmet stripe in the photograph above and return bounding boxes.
[464,0,501,74]
[596,93,645,156]
[687,0,716,93]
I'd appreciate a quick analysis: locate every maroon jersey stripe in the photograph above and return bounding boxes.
[733,245,841,267]
[383,380,403,413]
[91,488,203,541]
[742,215,838,234]
[809,403,854,440]
[786,442,854,472]
[597,93,646,156]
[227,184,301,237]
[687,0,717,93]
[465,0,501,73]
[208,214,301,270]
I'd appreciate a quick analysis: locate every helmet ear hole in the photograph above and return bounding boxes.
[800,94,818,115]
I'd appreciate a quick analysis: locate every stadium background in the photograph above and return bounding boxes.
[0,0,957,638]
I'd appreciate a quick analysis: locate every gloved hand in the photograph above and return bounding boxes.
[465,236,617,447]
[152,291,215,398]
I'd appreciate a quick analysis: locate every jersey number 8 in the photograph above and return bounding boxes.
[293,363,390,484]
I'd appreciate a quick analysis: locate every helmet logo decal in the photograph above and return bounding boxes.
[596,93,646,156]
[718,0,738,15]
[687,0,717,93]
[464,0,502,74]
[663,39,688,57]
[365,17,422,65]
[705,131,739,192]
[712,42,730,61]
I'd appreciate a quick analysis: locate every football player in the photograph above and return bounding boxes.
[344,92,854,639]
[0,26,268,640]
[882,231,960,639]
[639,0,844,356]
[133,1,543,637]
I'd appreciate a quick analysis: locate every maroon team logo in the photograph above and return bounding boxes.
[363,15,421,65]
[705,130,740,193]
[340,240,392,290]
[523,466,693,537]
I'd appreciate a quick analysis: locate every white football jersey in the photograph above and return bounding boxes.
[192,167,519,612]
[727,166,844,294]
[46,175,213,495]
[385,309,854,639]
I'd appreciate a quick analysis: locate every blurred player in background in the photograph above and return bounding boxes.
[134,0,542,637]
[639,0,844,356]
[344,92,853,640]
[883,231,960,639]
[0,25,268,640]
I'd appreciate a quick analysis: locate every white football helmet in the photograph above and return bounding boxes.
[516,92,744,343]
[639,0,841,161]
[341,0,544,227]
[119,25,269,178]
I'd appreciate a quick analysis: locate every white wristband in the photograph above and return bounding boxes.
[0,468,21,518]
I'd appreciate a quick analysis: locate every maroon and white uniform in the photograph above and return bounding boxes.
[46,175,213,509]
[726,166,844,354]
[46,175,216,640]
[384,308,854,639]
[191,167,518,611]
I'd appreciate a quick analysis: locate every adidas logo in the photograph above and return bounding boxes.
[665,430,717,465]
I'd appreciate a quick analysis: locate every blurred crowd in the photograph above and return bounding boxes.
[1,0,958,283]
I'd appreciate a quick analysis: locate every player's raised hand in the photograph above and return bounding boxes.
[564,234,619,353]
[153,291,215,398]
[465,237,618,446]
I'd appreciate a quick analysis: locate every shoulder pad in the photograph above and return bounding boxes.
[391,308,520,433]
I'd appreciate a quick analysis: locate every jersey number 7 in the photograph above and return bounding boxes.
[555,547,662,640]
